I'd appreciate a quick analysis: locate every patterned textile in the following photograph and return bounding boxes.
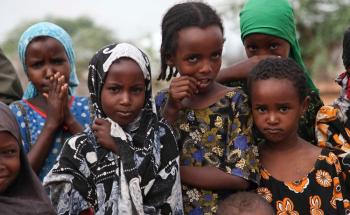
[316,71,350,152]
[257,149,350,214]
[231,0,325,145]
[9,96,91,180]
[155,88,259,215]
[44,43,183,214]
[18,22,79,99]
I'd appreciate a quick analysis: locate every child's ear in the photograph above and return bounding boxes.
[301,96,310,115]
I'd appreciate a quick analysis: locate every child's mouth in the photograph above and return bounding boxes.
[198,79,210,88]
[117,111,132,117]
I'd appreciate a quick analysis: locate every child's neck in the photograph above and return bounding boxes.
[182,81,231,109]
[261,136,322,182]
[263,135,301,153]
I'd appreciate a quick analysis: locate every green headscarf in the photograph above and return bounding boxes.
[240,0,318,93]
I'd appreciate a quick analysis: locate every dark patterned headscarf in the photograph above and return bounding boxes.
[45,43,182,214]
[88,43,155,132]
[0,102,55,215]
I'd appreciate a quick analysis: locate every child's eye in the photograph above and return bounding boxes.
[187,55,198,63]
[108,86,121,93]
[279,106,289,113]
[131,87,145,94]
[255,107,266,113]
[246,45,257,52]
[0,149,17,157]
[30,61,44,69]
[211,51,222,60]
[270,43,279,50]
[52,58,65,65]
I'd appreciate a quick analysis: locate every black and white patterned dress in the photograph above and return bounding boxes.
[44,43,183,215]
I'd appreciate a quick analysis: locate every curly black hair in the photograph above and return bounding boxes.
[247,58,310,102]
[217,191,274,215]
[158,1,223,81]
[342,26,350,70]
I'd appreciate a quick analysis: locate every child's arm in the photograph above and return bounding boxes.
[163,76,198,124]
[92,118,119,154]
[29,73,68,172]
[180,166,250,190]
[216,55,278,84]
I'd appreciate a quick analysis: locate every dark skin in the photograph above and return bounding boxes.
[93,59,146,155]
[251,78,321,182]
[24,37,83,172]
[164,25,250,190]
[216,33,289,83]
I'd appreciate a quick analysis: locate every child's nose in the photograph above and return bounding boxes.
[267,113,279,124]
[45,66,54,78]
[120,92,131,105]
[257,49,270,56]
[199,61,212,74]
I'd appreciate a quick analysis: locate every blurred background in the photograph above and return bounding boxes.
[1,0,350,104]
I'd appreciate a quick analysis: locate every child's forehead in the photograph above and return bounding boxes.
[27,36,63,48]
[0,131,19,146]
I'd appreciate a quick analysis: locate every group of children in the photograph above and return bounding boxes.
[1,0,350,214]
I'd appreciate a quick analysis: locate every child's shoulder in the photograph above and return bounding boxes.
[155,88,170,107]
[72,96,90,106]
[9,99,31,117]
[223,86,248,99]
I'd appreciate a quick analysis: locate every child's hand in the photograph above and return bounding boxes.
[92,118,119,154]
[43,72,68,129]
[61,84,84,134]
[168,76,199,111]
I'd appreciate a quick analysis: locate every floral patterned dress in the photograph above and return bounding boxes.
[257,149,350,215]
[9,96,91,181]
[155,88,260,215]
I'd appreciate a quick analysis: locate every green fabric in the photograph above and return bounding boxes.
[240,0,318,93]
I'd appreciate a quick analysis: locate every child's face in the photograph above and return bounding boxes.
[244,33,290,58]
[251,78,307,144]
[168,25,224,92]
[25,37,70,95]
[0,131,20,194]
[101,59,146,127]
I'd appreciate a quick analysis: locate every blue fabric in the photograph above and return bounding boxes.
[18,22,79,99]
[9,96,91,181]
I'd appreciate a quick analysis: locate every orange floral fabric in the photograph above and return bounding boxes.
[257,149,350,214]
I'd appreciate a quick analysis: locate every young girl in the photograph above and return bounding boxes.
[155,2,259,214]
[0,102,55,215]
[216,0,323,145]
[9,22,91,181]
[316,26,350,153]
[44,43,183,214]
[250,58,350,214]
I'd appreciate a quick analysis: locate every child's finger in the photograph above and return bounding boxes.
[42,92,49,100]
[59,83,68,99]
[175,76,199,92]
